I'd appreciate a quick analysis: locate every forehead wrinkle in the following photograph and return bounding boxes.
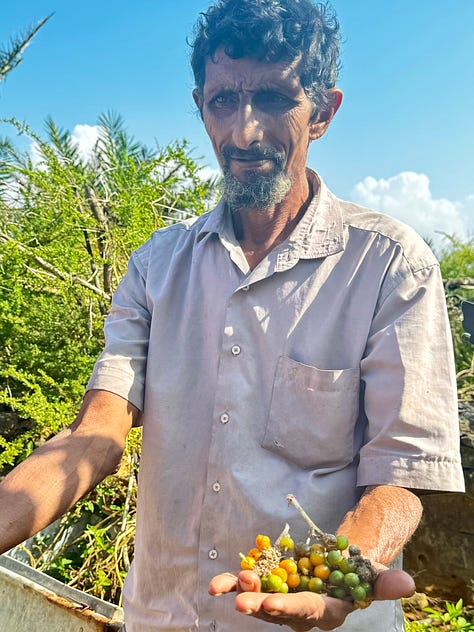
[203,51,304,97]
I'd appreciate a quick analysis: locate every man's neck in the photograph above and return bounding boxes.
[232,173,314,270]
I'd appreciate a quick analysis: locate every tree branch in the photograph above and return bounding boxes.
[0,231,111,300]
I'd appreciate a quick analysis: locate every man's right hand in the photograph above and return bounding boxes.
[0,389,137,555]
[209,567,415,631]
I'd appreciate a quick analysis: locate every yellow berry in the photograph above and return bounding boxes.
[297,557,313,575]
[271,567,288,583]
[240,555,256,570]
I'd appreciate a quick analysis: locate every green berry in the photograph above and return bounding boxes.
[339,558,356,574]
[297,575,310,592]
[308,577,324,593]
[328,570,345,586]
[326,549,342,567]
[343,572,360,588]
[350,585,367,602]
[330,586,347,599]
[266,574,283,592]
[336,535,349,551]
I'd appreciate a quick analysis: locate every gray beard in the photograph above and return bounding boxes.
[219,171,292,211]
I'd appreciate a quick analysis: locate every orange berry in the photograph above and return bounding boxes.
[247,547,262,560]
[313,564,331,580]
[279,558,297,574]
[287,572,301,589]
[256,534,271,550]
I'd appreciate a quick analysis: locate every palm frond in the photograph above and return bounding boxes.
[0,14,53,83]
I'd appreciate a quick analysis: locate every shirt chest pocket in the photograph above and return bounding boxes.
[261,356,361,470]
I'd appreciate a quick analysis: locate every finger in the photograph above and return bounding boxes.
[374,569,416,601]
[235,589,353,627]
[208,572,238,596]
[236,590,324,617]
[237,570,261,593]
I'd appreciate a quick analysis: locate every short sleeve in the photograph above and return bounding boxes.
[86,251,150,412]
[358,258,465,492]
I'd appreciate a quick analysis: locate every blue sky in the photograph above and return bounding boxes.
[1,1,473,248]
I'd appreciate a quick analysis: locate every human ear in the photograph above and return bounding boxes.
[309,88,343,140]
[192,89,203,118]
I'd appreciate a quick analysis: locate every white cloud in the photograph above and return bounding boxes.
[70,124,100,164]
[351,171,471,252]
[198,165,221,182]
[29,124,100,168]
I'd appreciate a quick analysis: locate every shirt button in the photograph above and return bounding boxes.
[220,413,229,424]
[212,481,221,493]
[208,549,218,560]
[231,345,241,355]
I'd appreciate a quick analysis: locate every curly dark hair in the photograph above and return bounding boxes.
[190,0,341,111]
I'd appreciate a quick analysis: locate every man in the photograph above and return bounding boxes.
[0,0,465,631]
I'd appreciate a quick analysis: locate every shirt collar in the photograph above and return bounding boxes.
[197,169,345,268]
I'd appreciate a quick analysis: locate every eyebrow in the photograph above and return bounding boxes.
[205,81,302,98]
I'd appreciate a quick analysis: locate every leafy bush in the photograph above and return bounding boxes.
[0,113,214,471]
[405,599,474,631]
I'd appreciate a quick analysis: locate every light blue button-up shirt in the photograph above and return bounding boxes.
[88,170,464,632]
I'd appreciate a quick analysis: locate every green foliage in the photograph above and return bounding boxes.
[0,15,52,83]
[439,236,474,281]
[0,113,214,472]
[438,236,474,400]
[405,599,474,631]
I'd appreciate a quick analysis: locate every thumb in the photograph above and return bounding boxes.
[374,569,416,601]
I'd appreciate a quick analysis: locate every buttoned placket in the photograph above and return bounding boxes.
[195,279,259,628]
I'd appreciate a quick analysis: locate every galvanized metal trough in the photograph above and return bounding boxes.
[0,554,124,631]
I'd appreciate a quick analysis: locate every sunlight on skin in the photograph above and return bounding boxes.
[0,390,135,554]
[209,568,415,631]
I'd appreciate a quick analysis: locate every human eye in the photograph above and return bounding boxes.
[254,90,296,113]
[208,91,238,110]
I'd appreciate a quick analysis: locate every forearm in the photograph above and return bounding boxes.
[0,389,134,554]
[336,485,423,566]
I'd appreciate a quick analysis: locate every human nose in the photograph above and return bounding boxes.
[231,101,264,149]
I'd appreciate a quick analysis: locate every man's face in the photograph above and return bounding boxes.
[194,49,336,209]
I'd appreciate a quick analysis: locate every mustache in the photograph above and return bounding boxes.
[222,145,284,164]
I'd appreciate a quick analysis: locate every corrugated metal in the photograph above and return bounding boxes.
[0,554,124,632]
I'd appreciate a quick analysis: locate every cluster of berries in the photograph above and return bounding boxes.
[239,531,376,606]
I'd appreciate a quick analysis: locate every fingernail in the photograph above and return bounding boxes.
[265,610,281,617]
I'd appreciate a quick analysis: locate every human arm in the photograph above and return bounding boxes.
[0,388,138,555]
[209,484,420,631]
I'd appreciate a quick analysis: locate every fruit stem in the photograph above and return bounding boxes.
[274,522,290,546]
[286,494,332,545]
